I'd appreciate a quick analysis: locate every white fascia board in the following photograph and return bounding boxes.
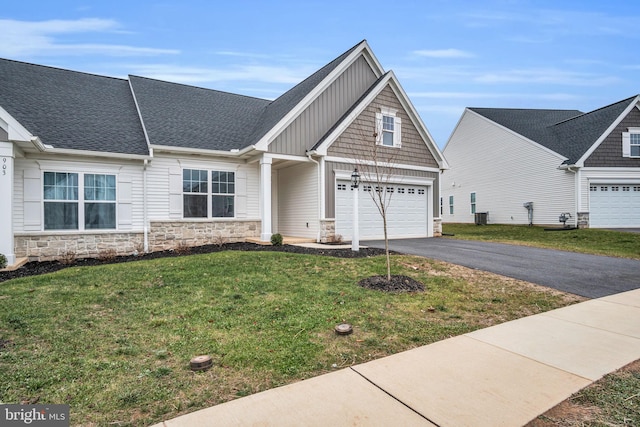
[0,106,34,142]
[575,95,640,167]
[384,71,449,170]
[151,144,254,159]
[314,73,393,156]
[254,41,383,151]
[442,108,471,153]
[334,169,435,186]
[264,153,312,163]
[465,109,569,162]
[325,155,440,174]
[35,147,151,161]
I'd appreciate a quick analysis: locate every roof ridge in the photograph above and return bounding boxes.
[128,74,271,102]
[551,95,639,127]
[0,57,128,82]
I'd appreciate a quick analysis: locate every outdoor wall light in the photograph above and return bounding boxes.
[351,167,360,189]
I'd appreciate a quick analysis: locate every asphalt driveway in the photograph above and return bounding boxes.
[364,238,640,298]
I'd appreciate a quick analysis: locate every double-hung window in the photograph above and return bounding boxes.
[376,108,402,148]
[622,128,640,157]
[183,169,235,218]
[449,195,454,215]
[44,172,116,230]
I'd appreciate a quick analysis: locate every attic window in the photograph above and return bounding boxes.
[376,108,401,148]
[622,129,640,157]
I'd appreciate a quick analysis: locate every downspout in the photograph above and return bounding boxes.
[143,159,149,253]
[306,151,323,242]
[560,164,580,227]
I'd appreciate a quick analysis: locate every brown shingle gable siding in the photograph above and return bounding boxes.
[585,107,640,167]
[328,86,438,168]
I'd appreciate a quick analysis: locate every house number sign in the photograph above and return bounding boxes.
[2,157,6,176]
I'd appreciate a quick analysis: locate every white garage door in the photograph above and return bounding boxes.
[589,184,640,227]
[335,180,429,240]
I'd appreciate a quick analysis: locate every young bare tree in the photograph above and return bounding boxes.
[350,117,403,281]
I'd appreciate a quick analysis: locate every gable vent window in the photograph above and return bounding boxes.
[376,108,402,148]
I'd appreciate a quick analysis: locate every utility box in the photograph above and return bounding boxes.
[475,212,488,225]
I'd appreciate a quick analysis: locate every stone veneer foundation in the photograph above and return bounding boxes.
[14,220,261,261]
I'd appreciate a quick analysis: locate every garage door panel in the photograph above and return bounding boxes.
[335,181,428,240]
[590,185,640,228]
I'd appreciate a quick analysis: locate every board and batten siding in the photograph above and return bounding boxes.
[269,56,377,156]
[277,163,318,238]
[13,156,145,232]
[145,154,260,221]
[324,161,438,219]
[442,111,575,225]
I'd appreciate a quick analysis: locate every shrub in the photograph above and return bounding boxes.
[0,253,7,269]
[270,233,283,246]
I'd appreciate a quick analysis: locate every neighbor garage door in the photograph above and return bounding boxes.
[589,184,640,227]
[335,180,429,240]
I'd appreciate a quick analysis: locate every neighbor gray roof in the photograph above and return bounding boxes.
[470,95,638,164]
[0,58,149,155]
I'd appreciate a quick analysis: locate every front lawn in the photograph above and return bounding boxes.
[0,250,582,426]
[443,224,640,259]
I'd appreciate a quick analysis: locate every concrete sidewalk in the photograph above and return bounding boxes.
[151,289,640,427]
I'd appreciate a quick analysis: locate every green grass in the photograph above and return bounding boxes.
[443,223,640,259]
[0,251,581,426]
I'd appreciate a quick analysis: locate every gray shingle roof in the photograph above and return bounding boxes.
[0,40,366,155]
[0,58,149,155]
[129,75,269,151]
[470,95,638,164]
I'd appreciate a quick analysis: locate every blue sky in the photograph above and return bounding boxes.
[2,0,639,147]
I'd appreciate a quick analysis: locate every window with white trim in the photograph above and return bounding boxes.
[376,108,402,148]
[43,172,116,230]
[449,195,454,214]
[622,128,640,157]
[183,169,235,218]
[470,192,477,214]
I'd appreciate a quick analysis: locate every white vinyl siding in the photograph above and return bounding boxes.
[13,157,144,233]
[442,111,575,225]
[146,155,259,222]
[277,163,318,238]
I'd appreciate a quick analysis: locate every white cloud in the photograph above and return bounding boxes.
[412,49,475,58]
[409,92,581,101]
[474,68,620,86]
[129,63,311,86]
[0,18,179,57]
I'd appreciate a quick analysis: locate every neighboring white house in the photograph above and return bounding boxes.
[442,95,640,228]
[0,40,448,266]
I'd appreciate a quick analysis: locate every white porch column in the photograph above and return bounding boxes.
[0,142,15,265]
[259,156,273,241]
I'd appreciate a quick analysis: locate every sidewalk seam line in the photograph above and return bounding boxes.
[349,367,441,427]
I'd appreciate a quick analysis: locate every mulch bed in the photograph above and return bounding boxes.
[0,242,391,283]
[358,275,425,293]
